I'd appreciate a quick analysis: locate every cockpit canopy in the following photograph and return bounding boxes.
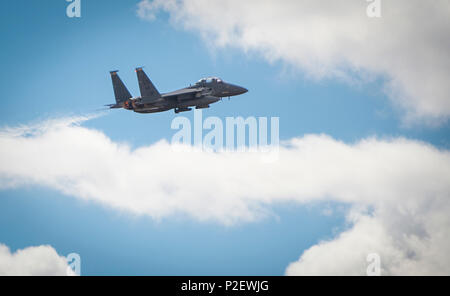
[196,77,223,85]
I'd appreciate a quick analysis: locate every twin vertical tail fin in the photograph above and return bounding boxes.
[110,71,132,105]
[109,68,160,108]
[135,67,161,101]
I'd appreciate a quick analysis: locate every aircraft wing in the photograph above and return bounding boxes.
[162,88,204,100]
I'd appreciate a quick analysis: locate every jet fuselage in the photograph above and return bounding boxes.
[109,69,247,114]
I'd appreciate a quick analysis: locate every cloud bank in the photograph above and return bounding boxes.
[0,243,71,276]
[137,0,450,125]
[0,116,450,274]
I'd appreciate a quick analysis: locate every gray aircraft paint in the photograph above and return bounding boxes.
[108,68,248,114]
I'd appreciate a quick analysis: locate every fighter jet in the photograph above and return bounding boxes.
[107,68,248,114]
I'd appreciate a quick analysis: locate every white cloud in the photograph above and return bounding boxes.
[286,208,450,275]
[137,0,450,125]
[0,116,449,274]
[0,243,72,276]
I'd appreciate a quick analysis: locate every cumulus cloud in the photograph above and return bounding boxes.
[286,208,450,275]
[137,0,450,125]
[0,116,449,274]
[0,243,72,276]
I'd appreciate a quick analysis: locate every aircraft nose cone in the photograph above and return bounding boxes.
[224,83,248,97]
[235,86,248,95]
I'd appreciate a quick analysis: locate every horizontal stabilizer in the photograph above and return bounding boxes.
[105,103,122,109]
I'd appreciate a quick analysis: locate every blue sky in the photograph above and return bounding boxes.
[0,1,449,275]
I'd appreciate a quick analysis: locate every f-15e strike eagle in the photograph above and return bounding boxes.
[107,68,248,114]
